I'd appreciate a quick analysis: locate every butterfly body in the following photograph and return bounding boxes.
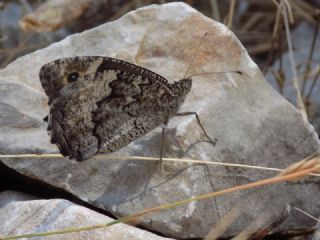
[40,56,191,161]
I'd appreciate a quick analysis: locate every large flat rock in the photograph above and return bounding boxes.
[0,2,319,238]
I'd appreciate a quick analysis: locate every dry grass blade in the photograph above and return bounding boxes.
[262,1,282,73]
[204,198,287,240]
[2,153,320,177]
[294,0,316,13]
[239,12,266,32]
[209,0,220,21]
[293,207,320,223]
[306,64,320,102]
[283,0,294,23]
[227,0,236,29]
[279,0,308,121]
[279,154,320,176]
[248,42,276,55]
[290,0,316,24]
[205,205,241,240]
[301,13,319,95]
[293,207,320,222]
[270,68,285,94]
[232,212,271,240]
[233,206,290,240]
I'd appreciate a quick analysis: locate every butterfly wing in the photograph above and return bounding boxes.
[92,72,178,153]
[40,56,191,161]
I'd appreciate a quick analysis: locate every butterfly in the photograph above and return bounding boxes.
[39,56,192,161]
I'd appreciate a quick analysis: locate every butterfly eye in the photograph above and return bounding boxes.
[67,72,79,83]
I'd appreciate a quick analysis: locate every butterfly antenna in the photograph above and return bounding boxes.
[187,71,243,79]
[183,32,208,79]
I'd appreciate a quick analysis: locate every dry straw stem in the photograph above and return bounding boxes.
[306,64,320,102]
[293,207,320,222]
[1,154,319,239]
[232,212,271,240]
[270,68,285,94]
[277,0,308,121]
[301,10,320,97]
[204,199,262,240]
[205,206,241,239]
[262,1,282,74]
[227,0,236,29]
[290,0,317,24]
[279,154,320,177]
[232,205,291,240]
[209,0,220,22]
[2,153,320,177]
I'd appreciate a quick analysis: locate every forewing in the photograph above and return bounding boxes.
[92,73,176,152]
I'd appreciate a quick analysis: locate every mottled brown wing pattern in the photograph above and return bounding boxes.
[39,56,192,161]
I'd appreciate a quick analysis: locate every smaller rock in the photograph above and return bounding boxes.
[0,193,174,240]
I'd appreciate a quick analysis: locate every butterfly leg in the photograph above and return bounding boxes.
[159,123,168,172]
[175,112,217,146]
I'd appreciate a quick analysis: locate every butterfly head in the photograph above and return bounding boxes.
[39,56,104,104]
[175,77,192,95]
[170,77,192,108]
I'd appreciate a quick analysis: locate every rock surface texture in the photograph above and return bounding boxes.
[314,220,320,240]
[0,191,173,240]
[0,2,319,238]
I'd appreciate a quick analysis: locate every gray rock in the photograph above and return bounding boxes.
[0,193,173,240]
[314,219,320,240]
[0,2,319,238]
